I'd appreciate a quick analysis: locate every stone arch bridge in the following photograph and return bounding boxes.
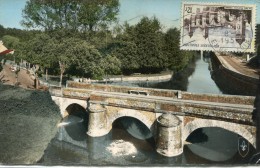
[50,81,256,157]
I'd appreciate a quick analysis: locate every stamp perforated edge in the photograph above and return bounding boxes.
[179,1,257,53]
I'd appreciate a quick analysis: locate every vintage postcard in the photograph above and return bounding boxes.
[0,0,259,166]
[180,2,256,53]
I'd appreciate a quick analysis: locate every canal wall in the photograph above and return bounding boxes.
[108,73,173,82]
[211,53,259,96]
[72,72,173,83]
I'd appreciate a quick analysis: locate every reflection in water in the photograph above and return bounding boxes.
[134,54,222,94]
[56,115,87,148]
[186,57,222,94]
[40,53,256,165]
[59,115,85,141]
[40,114,256,165]
[119,117,153,140]
[187,128,238,162]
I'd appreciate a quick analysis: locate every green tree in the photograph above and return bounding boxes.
[21,0,119,32]
[163,28,192,71]
[0,24,6,38]
[22,0,58,30]
[15,33,54,83]
[3,27,40,42]
[101,54,121,77]
[69,39,104,79]
[2,35,20,50]
[45,38,73,86]
[78,0,119,32]
[17,33,50,65]
[133,17,166,73]
[112,41,139,74]
[2,35,21,63]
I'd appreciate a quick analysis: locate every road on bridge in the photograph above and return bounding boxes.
[91,90,253,110]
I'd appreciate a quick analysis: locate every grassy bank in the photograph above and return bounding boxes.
[0,84,61,164]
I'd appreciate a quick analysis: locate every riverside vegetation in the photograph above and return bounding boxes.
[0,0,194,86]
[0,1,193,163]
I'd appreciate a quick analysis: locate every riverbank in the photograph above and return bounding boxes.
[68,71,174,85]
[106,72,173,82]
[0,84,61,164]
[216,53,259,79]
[211,52,259,96]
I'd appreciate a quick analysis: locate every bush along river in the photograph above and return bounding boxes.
[38,52,257,166]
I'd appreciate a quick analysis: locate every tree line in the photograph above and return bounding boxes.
[1,0,194,86]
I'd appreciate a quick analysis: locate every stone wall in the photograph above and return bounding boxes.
[66,81,255,105]
[88,91,254,125]
[211,53,259,96]
[108,73,173,82]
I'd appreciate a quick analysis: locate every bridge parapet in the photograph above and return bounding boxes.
[49,86,62,96]
[51,83,257,157]
[89,92,254,126]
[49,84,255,125]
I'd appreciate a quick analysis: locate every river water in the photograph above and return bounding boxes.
[40,53,256,166]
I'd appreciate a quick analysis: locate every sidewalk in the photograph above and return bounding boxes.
[0,64,34,89]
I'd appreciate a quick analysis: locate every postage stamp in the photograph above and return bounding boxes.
[180,2,256,53]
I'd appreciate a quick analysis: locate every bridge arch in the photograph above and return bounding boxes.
[107,108,156,135]
[183,118,256,148]
[60,98,87,117]
[65,103,87,117]
[59,103,89,142]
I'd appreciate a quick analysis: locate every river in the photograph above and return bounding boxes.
[39,53,257,166]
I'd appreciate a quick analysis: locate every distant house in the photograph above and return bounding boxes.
[0,41,14,55]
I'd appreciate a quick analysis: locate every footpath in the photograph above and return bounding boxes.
[0,64,34,89]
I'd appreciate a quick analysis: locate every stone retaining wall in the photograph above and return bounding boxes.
[108,73,173,82]
[211,53,259,96]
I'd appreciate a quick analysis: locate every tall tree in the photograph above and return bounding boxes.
[45,37,74,86]
[163,28,193,71]
[2,35,20,50]
[134,17,166,73]
[78,0,119,32]
[112,41,139,74]
[101,54,121,77]
[21,0,119,32]
[69,39,104,79]
[0,25,6,38]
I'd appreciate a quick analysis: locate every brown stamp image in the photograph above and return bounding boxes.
[180,2,256,52]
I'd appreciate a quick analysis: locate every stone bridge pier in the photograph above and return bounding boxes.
[87,104,110,137]
[156,114,183,157]
[50,83,256,158]
[87,103,184,157]
[85,99,256,157]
